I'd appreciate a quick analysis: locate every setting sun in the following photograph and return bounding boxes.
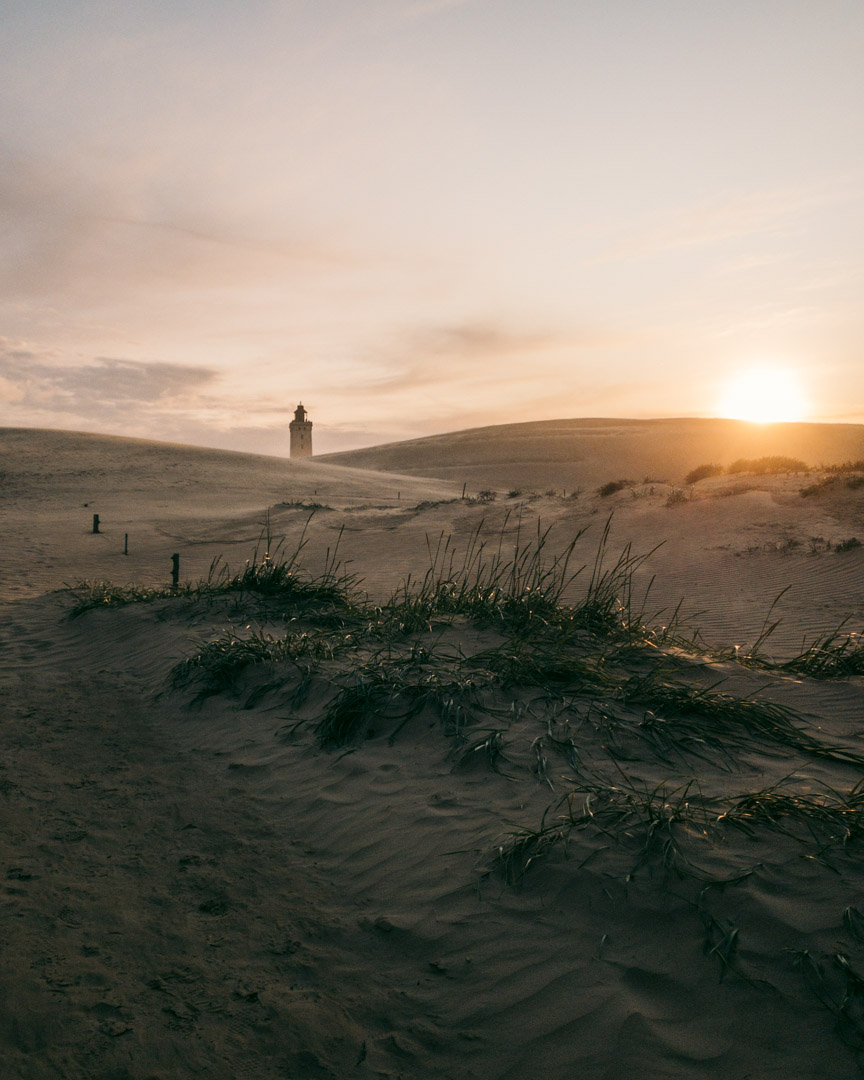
[717,368,808,423]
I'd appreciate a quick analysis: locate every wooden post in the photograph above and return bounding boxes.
[92,514,100,534]
[124,533,128,555]
[171,553,180,588]
[461,483,467,499]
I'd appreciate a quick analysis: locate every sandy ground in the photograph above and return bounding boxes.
[3,423,864,1079]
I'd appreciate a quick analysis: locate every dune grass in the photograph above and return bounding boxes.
[684,463,723,485]
[172,627,341,699]
[313,644,499,747]
[66,505,864,1061]
[734,596,864,680]
[495,770,864,884]
[70,508,864,895]
[492,775,710,883]
[380,512,585,634]
[778,627,864,679]
[619,672,864,766]
[727,455,809,475]
[597,479,634,497]
[66,579,199,613]
[720,779,864,846]
[67,514,361,619]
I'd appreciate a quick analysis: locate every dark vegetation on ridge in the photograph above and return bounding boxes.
[684,456,809,485]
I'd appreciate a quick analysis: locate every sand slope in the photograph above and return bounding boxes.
[320,416,864,493]
[3,426,864,1079]
[0,427,459,602]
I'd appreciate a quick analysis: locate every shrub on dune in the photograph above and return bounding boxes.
[684,463,723,485]
[727,456,809,476]
[597,479,634,497]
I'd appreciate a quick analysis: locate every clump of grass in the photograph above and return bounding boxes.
[315,671,399,747]
[579,702,739,770]
[801,479,830,497]
[278,500,334,510]
[493,793,575,883]
[205,517,359,608]
[587,776,714,875]
[414,498,461,510]
[172,628,339,697]
[440,519,676,677]
[66,579,196,616]
[469,637,610,690]
[737,600,864,680]
[570,516,663,641]
[684,463,723,485]
[543,717,584,772]
[314,645,498,748]
[597,479,634,497]
[800,474,864,496]
[778,625,864,679]
[494,825,569,884]
[665,488,688,507]
[720,779,864,847]
[382,514,585,635]
[496,768,864,887]
[727,456,809,475]
[494,777,713,882]
[825,460,864,474]
[68,514,361,618]
[619,672,864,767]
[452,729,509,773]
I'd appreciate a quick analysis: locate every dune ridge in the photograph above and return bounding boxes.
[320,416,864,492]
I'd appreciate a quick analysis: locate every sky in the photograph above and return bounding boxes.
[1,0,863,455]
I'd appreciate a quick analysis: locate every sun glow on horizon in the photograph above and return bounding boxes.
[717,368,809,424]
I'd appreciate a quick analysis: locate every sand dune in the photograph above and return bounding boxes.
[3,424,864,1079]
[320,416,864,492]
[0,427,459,602]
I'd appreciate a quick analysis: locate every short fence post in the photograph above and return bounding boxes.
[124,533,129,555]
[171,553,180,589]
[92,514,100,534]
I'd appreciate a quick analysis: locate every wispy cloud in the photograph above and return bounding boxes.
[599,183,859,263]
[340,321,621,396]
[716,304,823,338]
[0,144,358,305]
[0,346,218,418]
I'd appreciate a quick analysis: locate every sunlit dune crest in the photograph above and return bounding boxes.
[717,368,809,423]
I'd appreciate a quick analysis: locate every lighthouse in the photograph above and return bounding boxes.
[289,402,313,458]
